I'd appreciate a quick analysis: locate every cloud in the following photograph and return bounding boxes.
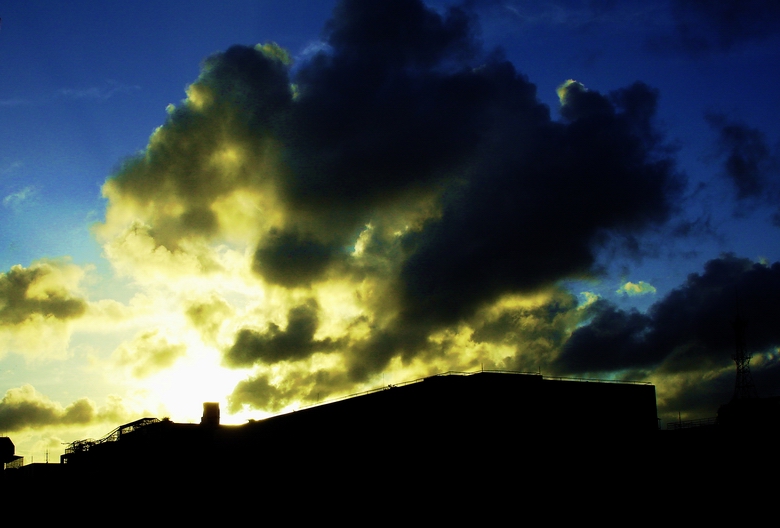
[556,254,780,413]
[665,0,780,54]
[113,329,187,378]
[96,0,685,411]
[252,231,342,288]
[227,368,351,413]
[0,161,24,176]
[470,288,586,372]
[99,221,228,283]
[96,43,293,257]
[0,98,32,107]
[0,259,89,360]
[465,0,656,31]
[58,80,140,101]
[617,281,656,296]
[2,186,37,210]
[0,385,135,433]
[705,113,779,214]
[185,294,234,347]
[224,299,342,368]
[397,78,680,328]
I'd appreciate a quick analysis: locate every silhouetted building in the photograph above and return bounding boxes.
[3,371,661,503]
[52,372,658,491]
[1,437,21,470]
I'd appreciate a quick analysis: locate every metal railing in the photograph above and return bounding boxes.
[65,417,161,454]
[667,416,718,430]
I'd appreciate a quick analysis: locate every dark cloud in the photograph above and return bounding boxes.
[0,385,132,432]
[705,113,779,209]
[666,0,780,54]
[224,299,340,368]
[398,79,681,327]
[557,300,655,372]
[252,230,342,288]
[276,0,483,219]
[0,261,87,326]
[228,372,293,412]
[557,255,780,377]
[228,369,351,413]
[102,0,686,400]
[106,0,682,300]
[204,0,683,386]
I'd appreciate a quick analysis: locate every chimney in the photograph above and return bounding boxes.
[201,402,220,427]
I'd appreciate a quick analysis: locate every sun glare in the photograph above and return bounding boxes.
[140,340,247,424]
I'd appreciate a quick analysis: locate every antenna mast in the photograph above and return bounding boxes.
[731,313,757,401]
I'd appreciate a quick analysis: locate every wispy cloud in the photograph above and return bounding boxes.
[0,98,32,107]
[58,80,140,101]
[477,0,665,31]
[2,80,140,108]
[2,186,37,210]
[0,161,24,176]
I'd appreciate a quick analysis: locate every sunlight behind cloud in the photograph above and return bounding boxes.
[136,337,247,424]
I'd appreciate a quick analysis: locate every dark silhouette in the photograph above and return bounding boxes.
[4,369,778,511]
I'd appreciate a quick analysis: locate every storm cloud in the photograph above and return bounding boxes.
[224,299,341,367]
[705,113,779,218]
[398,79,680,326]
[100,0,685,410]
[557,254,780,376]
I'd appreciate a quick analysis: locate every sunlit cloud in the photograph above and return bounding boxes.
[0,259,89,360]
[113,329,187,378]
[83,0,685,417]
[0,384,137,433]
[617,280,657,296]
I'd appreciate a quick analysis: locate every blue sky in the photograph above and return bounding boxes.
[2,0,780,460]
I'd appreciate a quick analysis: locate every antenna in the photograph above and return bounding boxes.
[731,311,757,401]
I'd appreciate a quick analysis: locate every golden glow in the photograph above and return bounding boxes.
[209,146,243,171]
[485,290,558,314]
[255,42,292,65]
[185,84,213,111]
[313,280,365,338]
[557,79,584,105]
[140,339,247,424]
[578,291,599,307]
[617,281,657,296]
[352,223,373,256]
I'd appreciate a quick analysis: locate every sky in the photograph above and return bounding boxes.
[2,0,780,460]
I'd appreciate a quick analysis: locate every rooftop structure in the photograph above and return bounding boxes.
[7,371,659,499]
[57,372,657,479]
